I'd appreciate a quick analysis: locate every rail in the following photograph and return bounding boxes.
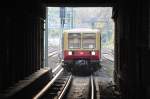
[91,75,94,99]
[48,50,58,57]
[33,68,64,99]
[52,63,62,73]
[58,75,72,99]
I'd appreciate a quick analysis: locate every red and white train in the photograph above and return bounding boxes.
[62,28,101,74]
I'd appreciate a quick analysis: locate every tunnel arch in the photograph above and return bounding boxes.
[0,0,149,99]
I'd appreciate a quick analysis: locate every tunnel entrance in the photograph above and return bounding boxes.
[44,6,115,93]
[45,7,114,77]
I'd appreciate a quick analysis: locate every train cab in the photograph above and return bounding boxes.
[62,28,101,74]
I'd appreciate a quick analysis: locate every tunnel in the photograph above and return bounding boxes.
[0,0,150,99]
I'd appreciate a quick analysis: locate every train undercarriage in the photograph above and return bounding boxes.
[62,59,101,75]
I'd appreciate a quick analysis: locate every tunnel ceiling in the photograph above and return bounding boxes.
[41,0,116,7]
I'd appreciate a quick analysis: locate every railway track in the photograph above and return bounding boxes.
[102,51,114,63]
[64,75,95,99]
[101,48,114,62]
[33,68,72,99]
[48,46,62,58]
[33,70,95,99]
[91,75,95,99]
[48,50,59,57]
[102,55,114,63]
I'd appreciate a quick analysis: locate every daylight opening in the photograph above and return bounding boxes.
[44,7,114,80]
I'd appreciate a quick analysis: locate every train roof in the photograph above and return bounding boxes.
[64,28,100,33]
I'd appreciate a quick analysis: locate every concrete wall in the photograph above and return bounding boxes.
[0,0,45,91]
[113,0,150,99]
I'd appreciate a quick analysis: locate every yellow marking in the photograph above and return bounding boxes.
[97,32,101,50]
[64,32,68,50]
[81,32,83,50]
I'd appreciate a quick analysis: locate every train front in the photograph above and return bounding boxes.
[62,29,101,74]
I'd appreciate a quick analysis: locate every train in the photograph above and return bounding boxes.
[62,28,101,75]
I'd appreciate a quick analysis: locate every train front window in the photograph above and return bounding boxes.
[82,33,96,49]
[68,33,81,49]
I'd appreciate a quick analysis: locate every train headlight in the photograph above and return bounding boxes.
[68,51,72,55]
[91,51,95,55]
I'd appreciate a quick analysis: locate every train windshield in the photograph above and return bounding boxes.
[82,33,96,49]
[68,33,81,49]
